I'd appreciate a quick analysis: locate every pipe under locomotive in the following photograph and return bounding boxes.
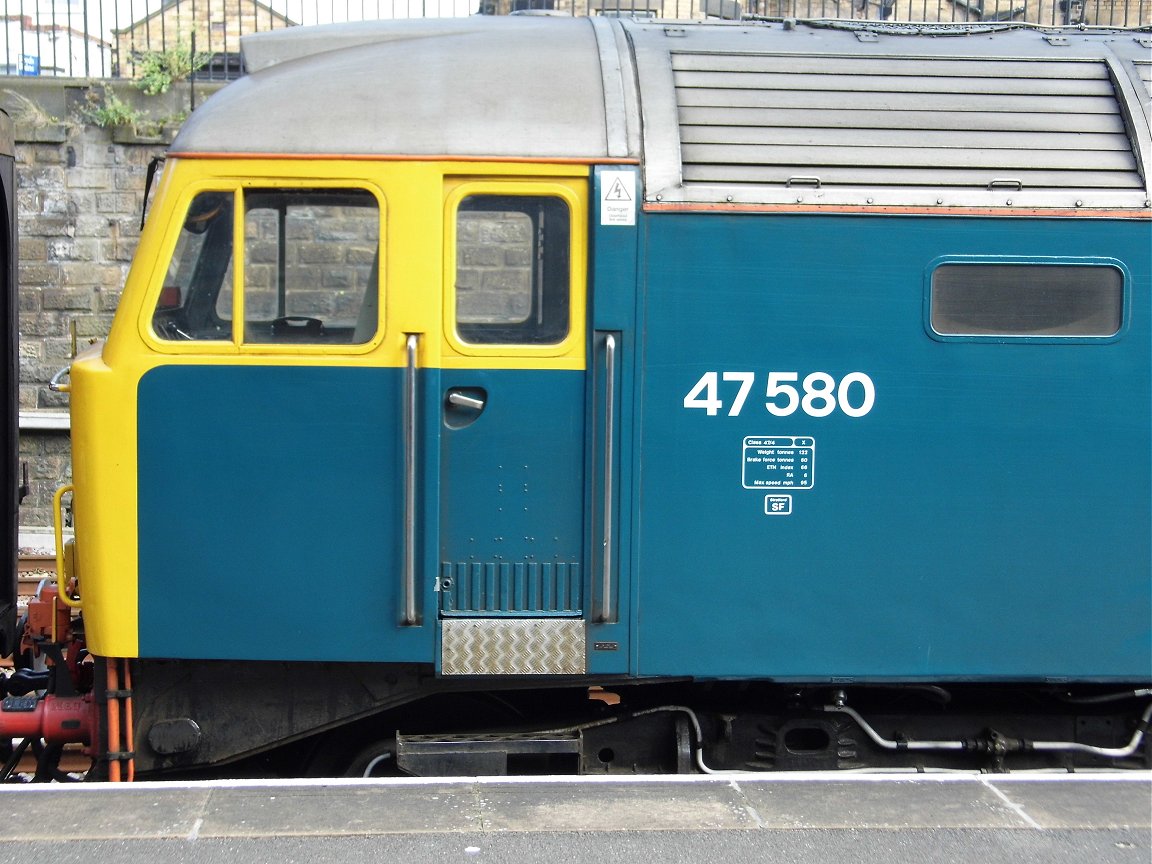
[2,16,1151,780]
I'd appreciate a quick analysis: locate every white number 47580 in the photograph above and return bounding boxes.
[683,371,875,418]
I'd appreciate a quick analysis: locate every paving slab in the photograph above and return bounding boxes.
[195,783,484,837]
[473,780,755,831]
[732,777,1024,829]
[987,777,1152,830]
[0,786,211,840]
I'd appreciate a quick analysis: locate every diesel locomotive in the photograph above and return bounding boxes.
[1,15,1150,780]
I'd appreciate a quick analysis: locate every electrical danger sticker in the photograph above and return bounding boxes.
[600,170,636,226]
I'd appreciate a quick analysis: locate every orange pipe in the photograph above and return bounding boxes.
[122,660,135,782]
[105,661,121,783]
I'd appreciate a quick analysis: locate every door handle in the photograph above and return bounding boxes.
[447,390,485,411]
[444,387,487,430]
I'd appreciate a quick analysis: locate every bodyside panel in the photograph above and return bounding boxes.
[137,364,434,661]
[634,213,1151,680]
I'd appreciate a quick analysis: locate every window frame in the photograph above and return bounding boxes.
[443,179,585,361]
[143,179,386,355]
[924,256,1130,345]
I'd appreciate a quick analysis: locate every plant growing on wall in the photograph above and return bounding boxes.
[78,87,143,129]
[76,85,188,143]
[135,43,212,96]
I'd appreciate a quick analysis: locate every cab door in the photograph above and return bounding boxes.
[435,176,603,675]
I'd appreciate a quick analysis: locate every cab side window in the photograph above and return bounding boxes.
[153,192,233,341]
[454,194,570,345]
[152,188,380,345]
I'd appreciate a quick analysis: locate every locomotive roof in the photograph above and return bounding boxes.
[171,16,1152,210]
[174,16,618,162]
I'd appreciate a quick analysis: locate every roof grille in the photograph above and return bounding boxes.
[672,52,1141,195]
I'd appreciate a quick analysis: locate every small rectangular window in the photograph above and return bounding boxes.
[455,194,570,345]
[931,263,1123,338]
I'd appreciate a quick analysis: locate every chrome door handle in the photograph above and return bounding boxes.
[447,391,485,411]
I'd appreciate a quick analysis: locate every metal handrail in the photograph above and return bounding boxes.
[599,333,617,624]
[402,333,419,626]
[53,485,80,610]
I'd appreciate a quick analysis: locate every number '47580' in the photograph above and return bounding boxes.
[683,371,875,418]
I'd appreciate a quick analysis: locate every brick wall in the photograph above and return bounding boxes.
[6,84,180,528]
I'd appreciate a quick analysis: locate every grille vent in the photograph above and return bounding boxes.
[440,561,582,616]
[672,52,1141,194]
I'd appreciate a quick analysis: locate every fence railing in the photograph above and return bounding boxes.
[2,0,1149,81]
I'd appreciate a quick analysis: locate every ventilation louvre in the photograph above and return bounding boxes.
[673,52,1142,196]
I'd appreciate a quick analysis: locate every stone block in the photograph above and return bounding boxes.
[18,290,42,313]
[68,168,114,190]
[43,287,97,311]
[19,313,68,339]
[97,291,123,314]
[18,263,62,288]
[18,236,48,262]
[73,315,115,338]
[96,192,136,214]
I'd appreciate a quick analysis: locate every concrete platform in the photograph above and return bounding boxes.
[1,773,1149,863]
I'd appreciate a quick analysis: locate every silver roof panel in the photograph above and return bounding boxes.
[173,17,620,161]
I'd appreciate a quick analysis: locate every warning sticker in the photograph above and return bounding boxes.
[600,170,636,226]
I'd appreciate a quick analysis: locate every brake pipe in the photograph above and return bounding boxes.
[824,701,1152,760]
[823,704,967,751]
[1029,701,1152,759]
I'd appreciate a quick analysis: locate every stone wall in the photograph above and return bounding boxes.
[2,80,218,528]
[16,122,165,526]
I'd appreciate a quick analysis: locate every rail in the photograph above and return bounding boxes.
[2,1,1148,81]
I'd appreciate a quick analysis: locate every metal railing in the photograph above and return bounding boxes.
[2,0,1148,80]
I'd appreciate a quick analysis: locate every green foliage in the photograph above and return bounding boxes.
[135,44,212,96]
[79,87,143,129]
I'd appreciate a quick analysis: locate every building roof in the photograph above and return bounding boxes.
[112,0,294,36]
